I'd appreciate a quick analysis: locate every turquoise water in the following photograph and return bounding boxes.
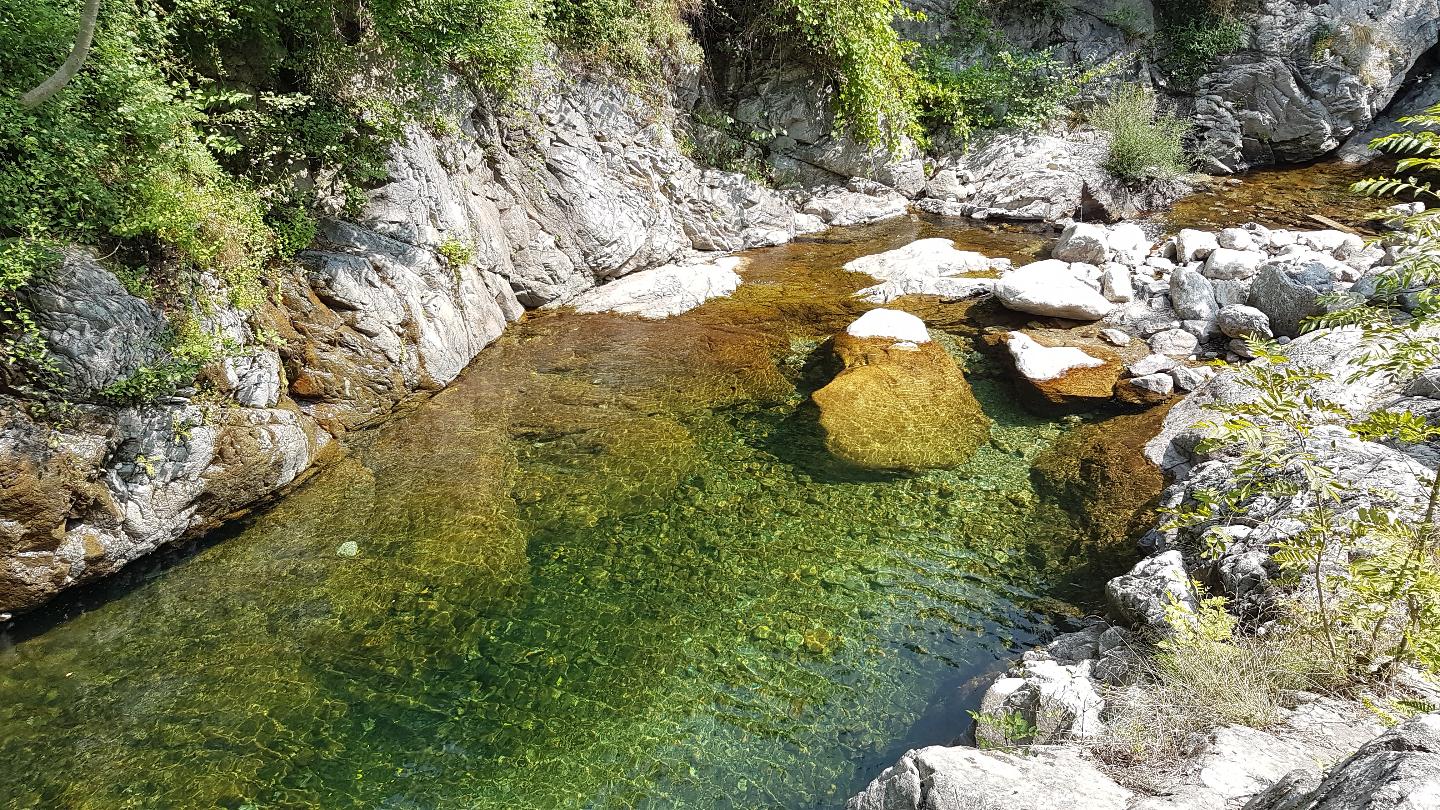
[0,219,1137,809]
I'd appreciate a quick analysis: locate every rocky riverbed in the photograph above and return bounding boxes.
[7,0,1440,802]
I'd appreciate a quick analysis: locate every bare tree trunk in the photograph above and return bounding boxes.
[20,0,102,108]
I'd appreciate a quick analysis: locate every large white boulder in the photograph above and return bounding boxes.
[1006,332,1105,381]
[994,260,1116,320]
[845,238,1000,303]
[568,255,744,319]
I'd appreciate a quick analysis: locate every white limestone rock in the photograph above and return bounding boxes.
[994,260,1116,320]
[1052,222,1110,264]
[1006,332,1105,381]
[844,238,1000,303]
[568,256,745,319]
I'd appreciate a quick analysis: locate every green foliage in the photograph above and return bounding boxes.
[686,109,775,183]
[546,0,701,76]
[777,0,921,147]
[914,47,1085,140]
[1156,0,1246,86]
[0,238,60,380]
[436,237,476,268]
[969,708,1037,750]
[909,0,1106,142]
[1090,84,1189,181]
[101,315,238,404]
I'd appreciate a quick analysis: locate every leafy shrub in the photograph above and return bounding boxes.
[101,315,237,404]
[1090,84,1189,181]
[776,0,922,147]
[915,47,1085,140]
[436,237,476,268]
[1156,0,1246,85]
[0,238,60,380]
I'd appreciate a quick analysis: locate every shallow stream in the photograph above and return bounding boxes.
[0,159,1371,809]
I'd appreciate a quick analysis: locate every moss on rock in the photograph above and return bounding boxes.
[812,332,991,472]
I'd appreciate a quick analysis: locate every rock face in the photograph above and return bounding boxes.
[15,251,171,399]
[1245,711,1440,810]
[0,66,814,616]
[812,311,989,471]
[1191,0,1440,172]
[846,744,1134,810]
[567,255,744,318]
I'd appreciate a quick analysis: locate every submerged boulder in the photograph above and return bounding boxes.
[844,238,1000,304]
[1005,332,1122,409]
[812,310,989,471]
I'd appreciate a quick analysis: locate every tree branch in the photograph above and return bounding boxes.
[20,0,102,108]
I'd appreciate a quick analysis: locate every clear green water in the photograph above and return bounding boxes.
[0,219,1132,809]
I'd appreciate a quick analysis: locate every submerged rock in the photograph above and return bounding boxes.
[1005,332,1122,409]
[566,255,745,319]
[844,238,1000,304]
[1031,407,1169,546]
[812,311,989,471]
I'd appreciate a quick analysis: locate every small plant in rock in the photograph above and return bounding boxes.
[436,238,475,270]
[0,238,61,385]
[968,708,1037,751]
[1096,594,1326,767]
[1090,84,1189,181]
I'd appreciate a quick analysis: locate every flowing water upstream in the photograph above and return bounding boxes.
[0,159,1367,810]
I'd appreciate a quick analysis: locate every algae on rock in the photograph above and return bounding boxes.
[812,325,990,472]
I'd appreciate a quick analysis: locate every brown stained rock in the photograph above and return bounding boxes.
[1031,404,1173,547]
[812,333,990,472]
[986,329,1128,412]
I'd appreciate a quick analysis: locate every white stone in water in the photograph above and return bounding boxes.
[1007,332,1105,381]
[845,238,1000,303]
[1127,373,1176,396]
[1150,327,1200,357]
[569,255,744,319]
[993,260,1116,320]
[845,308,931,343]
[1052,222,1110,264]
[843,238,993,278]
[1171,364,1217,392]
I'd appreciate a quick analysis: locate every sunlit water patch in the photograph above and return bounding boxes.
[0,218,1138,809]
